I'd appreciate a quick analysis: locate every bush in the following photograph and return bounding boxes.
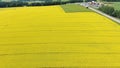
[112,10,120,18]
[112,10,119,17]
[98,6,114,16]
[98,5,120,18]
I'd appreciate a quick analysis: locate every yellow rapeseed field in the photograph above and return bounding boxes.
[0,6,120,68]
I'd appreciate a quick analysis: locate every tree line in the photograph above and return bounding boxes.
[0,0,120,8]
[0,0,84,8]
[0,0,99,8]
[98,6,120,18]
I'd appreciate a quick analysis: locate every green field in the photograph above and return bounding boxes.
[112,2,120,10]
[106,2,120,10]
[61,4,92,12]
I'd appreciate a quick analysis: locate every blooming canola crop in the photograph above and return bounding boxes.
[0,6,120,68]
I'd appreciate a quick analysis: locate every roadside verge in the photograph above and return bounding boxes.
[89,7,120,24]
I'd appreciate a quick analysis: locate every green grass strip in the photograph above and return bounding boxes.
[61,4,92,13]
